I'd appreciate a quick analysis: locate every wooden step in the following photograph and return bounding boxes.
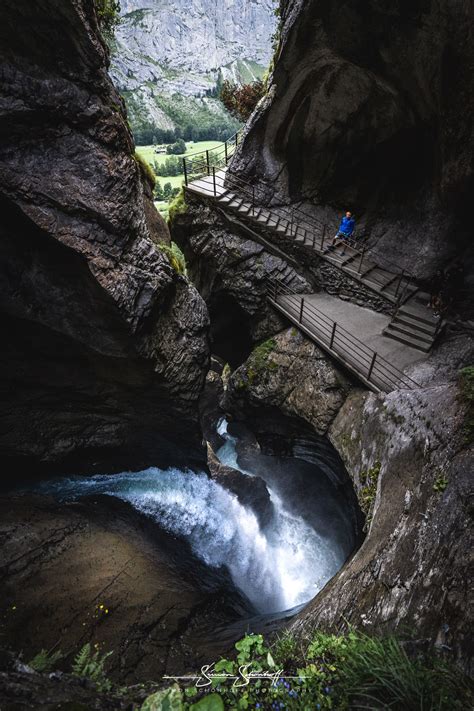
[238,202,253,215]
[257,210,271,224]
[218,192,236,205]
[361,267,395,290]
[250,206,262,219]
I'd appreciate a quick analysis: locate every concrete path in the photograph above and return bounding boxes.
[302,293,424,371]
[273,290,423,391]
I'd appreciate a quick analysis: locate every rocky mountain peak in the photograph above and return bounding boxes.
[110,0,277,135]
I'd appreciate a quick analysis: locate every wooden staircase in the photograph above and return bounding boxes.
[185,173,443,354]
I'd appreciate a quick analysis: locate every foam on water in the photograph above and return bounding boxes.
[32,421,348,614]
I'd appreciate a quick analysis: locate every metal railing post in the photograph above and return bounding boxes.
[313,231,316,247]
[358,248,366,273]
[320,224,326,251]
[206,150,210,175]
[235,133,238,148]
[299,298,305,323]
[367,352,377,381]
[224,142,228,165]
[330,322,337,349]
[212,167,216,197]
[182,157,188,186]
[394,270,405,299]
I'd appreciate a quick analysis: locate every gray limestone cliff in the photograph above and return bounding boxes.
[110,0,277,132]
[0,0,209,478]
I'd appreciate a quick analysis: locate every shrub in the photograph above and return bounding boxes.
[168,189,187,224]
[167,138,187,155]
[171,631,473,710]
[28,648,63,673]
[159,241,187,276]
[458,365,474,444]
[71,643,113,692]
[94,0,121,42]
[219,79,265,122]
[133,151,156,188]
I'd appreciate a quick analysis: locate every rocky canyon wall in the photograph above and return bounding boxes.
[221,331,474,672]
[232,0,474,284]
[0,0,209,479]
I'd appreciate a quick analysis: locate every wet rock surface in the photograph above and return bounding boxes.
[172,196,310,365]
[218,326,473,671]
[291,383,474,673]
[223,327,353,436]
[0,0,209,476]
[0,494,253,684]
[207,444,273,529]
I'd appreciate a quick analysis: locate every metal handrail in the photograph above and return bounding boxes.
[265,278,419,392]
[182,138,418,294]
[183,130,242,160]
[185,170,412,304]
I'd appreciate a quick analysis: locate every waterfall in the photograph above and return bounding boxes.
[30,421,351,615]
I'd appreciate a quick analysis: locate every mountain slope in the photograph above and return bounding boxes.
[110,0,276,142]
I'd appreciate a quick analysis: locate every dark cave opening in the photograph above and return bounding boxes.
[208,291,254,368]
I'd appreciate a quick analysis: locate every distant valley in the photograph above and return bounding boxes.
[110,0,276,143]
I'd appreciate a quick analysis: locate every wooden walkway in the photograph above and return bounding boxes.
[181,144,443,392]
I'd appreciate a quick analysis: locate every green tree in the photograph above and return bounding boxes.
[166,138,187,155]
[154,179,164,201]
[94,0,121,42]
[163,182,173,199]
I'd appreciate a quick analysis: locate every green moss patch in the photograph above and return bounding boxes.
[359,461,381,528]
[458,365,474,444]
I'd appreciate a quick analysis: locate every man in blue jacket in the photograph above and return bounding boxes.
[331,211,356,247]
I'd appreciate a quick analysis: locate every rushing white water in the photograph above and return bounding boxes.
[31,420,350,614]
[215,419,346,610]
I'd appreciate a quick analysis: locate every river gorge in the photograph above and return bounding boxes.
[0,0,473,708]
[19,415,361,619]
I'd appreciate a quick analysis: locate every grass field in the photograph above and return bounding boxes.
[137,140,224,220]
[136,140,222,169]
[154,175,183,190]
[154,200,169,218]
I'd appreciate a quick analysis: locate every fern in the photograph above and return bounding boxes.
[71,643,113,692]
[28,647,63,673]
